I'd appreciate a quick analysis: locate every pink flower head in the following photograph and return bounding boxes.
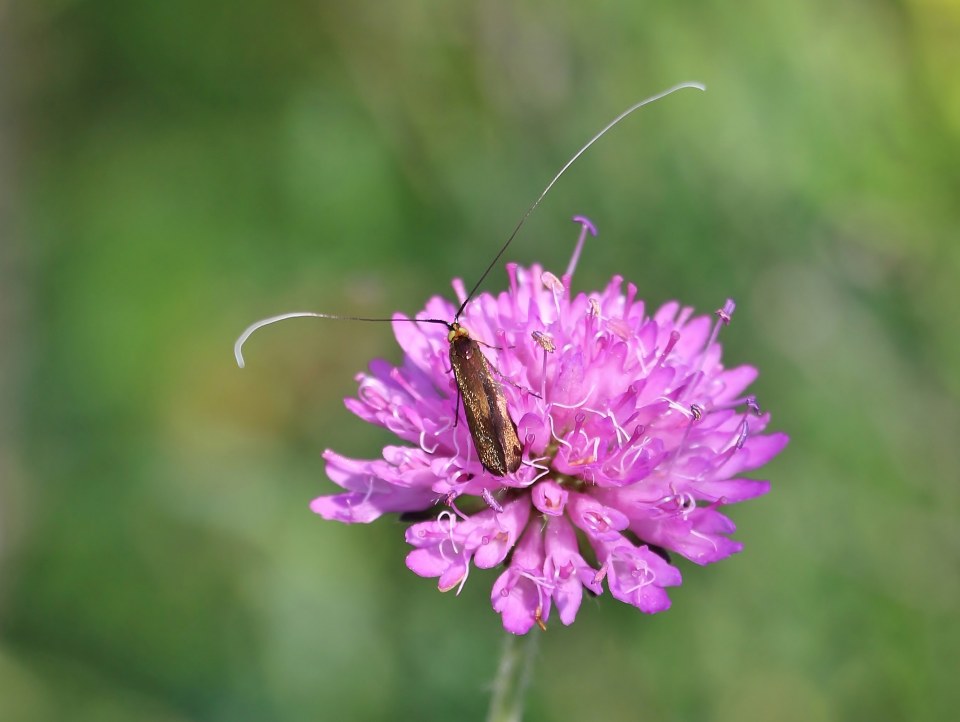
[312,217,788,634]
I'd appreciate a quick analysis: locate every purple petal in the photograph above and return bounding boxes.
[474,499,531,569]
[713,365,759,402]
[544,516,599,625]
[568,493,630,541]
[695,478,771,503]
[405,546,456,579]
[532,479,569,516]
[310,486,434,524]
[631,507,743,565]
[602,540,681,614]
[491,526,548,634]
[491,568,540,634]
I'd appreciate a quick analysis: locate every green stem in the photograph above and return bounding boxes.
[486,631,539,722]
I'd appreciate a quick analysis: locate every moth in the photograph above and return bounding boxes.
[447,322,522,475]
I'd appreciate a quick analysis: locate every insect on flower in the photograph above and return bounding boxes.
[235,82,704,477]
[236,83,789,634]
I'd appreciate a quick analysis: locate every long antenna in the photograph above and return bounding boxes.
[234,311,448,368]
[454,80,705,319]
[237,82,705,368]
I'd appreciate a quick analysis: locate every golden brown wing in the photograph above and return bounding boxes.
[449,336,522,476]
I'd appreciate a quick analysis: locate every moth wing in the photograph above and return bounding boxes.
[450,339,521,475]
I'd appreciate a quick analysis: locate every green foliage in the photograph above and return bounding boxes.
[2,1,958,720]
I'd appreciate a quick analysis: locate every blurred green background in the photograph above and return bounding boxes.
[2,1,958,720]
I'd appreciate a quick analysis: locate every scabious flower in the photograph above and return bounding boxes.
[311,217,788,634]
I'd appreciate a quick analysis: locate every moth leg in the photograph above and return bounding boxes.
[474,338,506,352]
[485,356,543,400]
[473,334,539,397]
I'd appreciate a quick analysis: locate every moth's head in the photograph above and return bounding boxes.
[447,322,470,343]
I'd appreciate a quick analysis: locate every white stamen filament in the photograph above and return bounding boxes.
[689,529,719,554]
[418,431,439,454]
[360,476,377,506]
[455,562,471,596]
[624,568,655,596]
[437,510,459,556]
[357,379,390,410]
[518,570,554,617]
[549,384,597,412]
[546,414,575,453]
[525,457,553,486]
[390,368,425,404]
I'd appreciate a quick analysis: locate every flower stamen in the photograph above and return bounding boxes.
[623,569,655,596]
[541,271,565,317]
[546,414,575,453]
[390,368,425,404]
[525,457,553,486]
[357,379,390,410]
[436,510,460,556]
[455,563,471,596]
[564,215,598,282]
[419,430,440,454]
[682,299,737,402]
[535,606,548,632]
[482,488,505,514]
[656,331,681,369]
[689,529,719,554]
[532,330,556,402]
[549,384,597,412]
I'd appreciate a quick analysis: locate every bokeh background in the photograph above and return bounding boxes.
[2,1,958,720]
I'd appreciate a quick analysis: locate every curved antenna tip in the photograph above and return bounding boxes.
[233,310,451,369]
[234,312,332,370]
